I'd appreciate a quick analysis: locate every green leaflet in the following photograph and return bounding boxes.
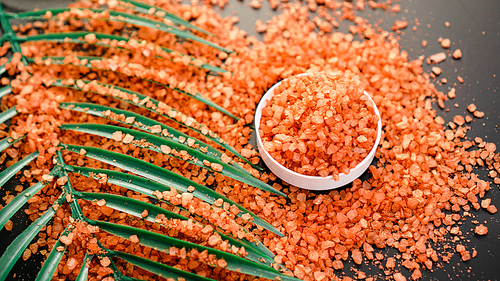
[61,123,275,193]
[91,220,298,281]
[18,32,226,74]
[108,250,215,281]
[0,167,56,230]
[0,106,16,124]
[75,254,91,281]
[99,251,147,281]
[52,79,254,166]
[32,56,237,120]
[75,190,187,221]
[116,0,215,36]
[0,135,23,154]
[0,85,11,99]
[0,195,66,281]
[0,151,39,188]
[51,79,258,169]
[35,225,70,281]
[67,165,275,258]
[73,189,275,262]
[9,8,232,53]
[60,144,285,236]
[58,102,249,174]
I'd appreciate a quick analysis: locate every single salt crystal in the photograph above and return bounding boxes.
[429,52,447,64]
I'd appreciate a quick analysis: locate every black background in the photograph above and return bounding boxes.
[1,0,499,280]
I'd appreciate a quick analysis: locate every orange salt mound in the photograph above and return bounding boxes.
[259,72,379,180]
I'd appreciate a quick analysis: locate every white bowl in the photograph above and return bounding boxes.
[254,75,382,190]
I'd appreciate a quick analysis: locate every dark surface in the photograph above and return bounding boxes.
[1,0,499,280]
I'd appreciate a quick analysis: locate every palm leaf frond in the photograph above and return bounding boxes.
[58,102,248,173]
[36,58,238,120]
[0,195,66,281]
[68,165,276,258]
[61,123,270,192]
[0,135,23,154]
[18,32,226,74]
[35,226,70,281]
[0,151,39,187]
[52,79,253,167]
[60,144,285,233]
[0,1,287,280]
[109,250,215,281]
[0,84,11,98]
[0,167,56,230]
[0,106,16,124]
[75,254,91,281]
[74,190,275,263]
[8,8,232,53]
[91,220,298,281]
[115,0,215,36]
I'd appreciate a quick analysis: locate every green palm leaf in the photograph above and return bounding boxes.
[0,85,11,99]
[60,145,285,236]
[0,167,56,230]
[0,135,23,154]
[17,32,226,74]
[108,250,215,281]
[8,8,232,53]
[67,165,275,258]
[52,79,254,168]
[0,151,39,188]
[58,102,248,174]
[61,123,271,192]
[0,3,285,281]
[35,226,70,281]
[0,106,16,124]
[75,254,91,281]
[31,57,237,120]
[116,0,215,36]
[74,190,275,263]
[90,220,298,281]
[0,195,66,281]
[61,143,284,198]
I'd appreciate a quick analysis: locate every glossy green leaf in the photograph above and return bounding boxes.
[0,135,23,154]
[0,106,16,124]
[35,225,70,281]
[0,151,39,188]
[0,85,11,99]
[18,32,226,74]
[51,79,256,168]
[32,57,237,120]
[67,165,275,258]
[92,220,298,281]
[77,190,186,222]
[108,250,215,281]
[61,123,275,193]
[10,8,232,53]
[73,190,274,263]
[75,254,91,281]
[116,0,214,36]
[0,195,65,281]
[58,103,248,174]
[0,167,56,230]
[60,144,285,236]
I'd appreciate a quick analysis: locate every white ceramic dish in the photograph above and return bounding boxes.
[254,75,382,190]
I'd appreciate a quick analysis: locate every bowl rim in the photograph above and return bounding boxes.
[254,73,382,188]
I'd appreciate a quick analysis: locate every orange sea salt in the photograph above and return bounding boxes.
[259,72,378,179]
[2,0,499,281]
